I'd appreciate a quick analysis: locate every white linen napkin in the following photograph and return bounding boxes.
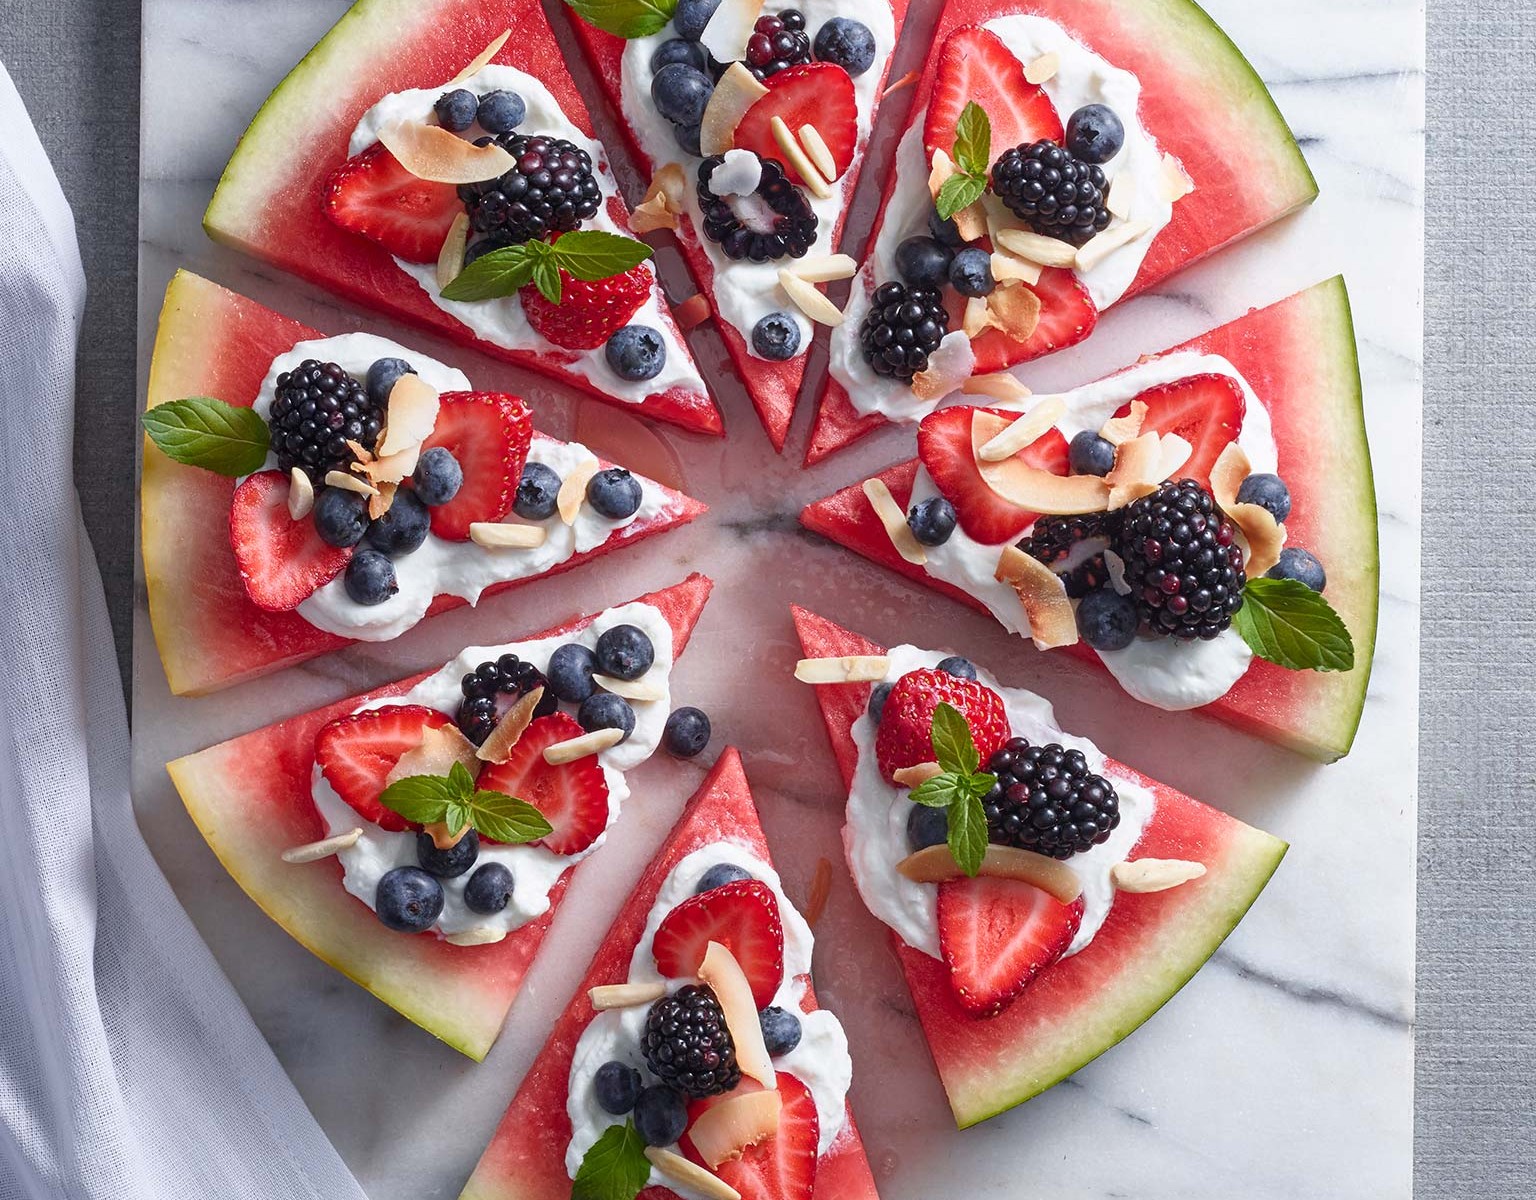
[0,63,368,1200]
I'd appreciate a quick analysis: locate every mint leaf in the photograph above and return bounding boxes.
[530,256,564,304]
[448,761,476,794]
[910,772,972,810]
[141,397,269,476]
[572,1121,651,1200]
[952,101,992,177]
[946,791,988,877]
[439,244,541,302]
[929,702,979,776]
[563,0,676,39]
[376,774,459,826]
[1232,577,1355,672]
[550,229,653,281]
[464,790,554,845]
[935,172,987,221]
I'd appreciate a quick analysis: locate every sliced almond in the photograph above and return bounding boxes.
[700,0,767,64]
[445,926,509,946]
[698,942,774,1088]
[469,521,547,549]
[1106,172,1135,222]
[281,828,362,864]
[862,477,926,566]
[377,120,514,184]
[977,396,1068,462]
[592,673,667,702]
[1209,440,1252,510]
[798,123,838,181]
[558,456,601,524]
[777,269,843,326]
[436,211,470,291]
[450,30,510,84]
[644,1148,741,1200]
[769,116,831,199]
[1024,50,1060,85]
[688,1089,782,1169]
[892,761,942,788]
[387,723,482,787]
[1099,398,1147,447]
[1160,153,1194,203]
[1111,858,1206,893]
[378,373,440,458]
[793,655,890,684]
[1229,501,1286,578]
[1075,220,1152,273]
[368,481,397,521]
[477,686,546,764]
[995,544,1079,649]
[1105,431,1164,510]
[961,372,1033,404]
[674,294,712,329]
[789,253,857,283]
[897,842,1083,904]
[882,69,918,99]
[699,63,769,156]
[910,331,975,402]
[994,227,1078,269]
[543,727,624,764]
[991,251,1042,287]
[589,981,668,1010]
[287,467,314,520]
[325,470,378,498]
[985,282,1043,342]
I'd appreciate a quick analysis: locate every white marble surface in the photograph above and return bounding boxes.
[133,0,1421,1196]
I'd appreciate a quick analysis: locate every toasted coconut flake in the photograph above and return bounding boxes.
[769,116,831,198]
[436,211,470,291]
[368,481,397,521]
[388,724,482,787]
[281,828,362,864]
[698,942,775,1088]
[477,687,546,764]
[777,268,843,325]
[632,162,688,232]
[379,373,441,457]
[700,62,768,156]
[798,123,838,181]
[804,857,832,927]
[346,439,375,465]
[630,194,680,234]
[701,0,767,63]
[325,470,378,498]
[543,727,624,765]
[287,468,314,520]
[927,148,955,201]
[1024,50,1060,84]
[674,293,712,329]
[689,1090,783,1170]
[1160,153,1194,203]
[984,283,1043,343]
[1105,431,1163,509]
[790,253,857,283]
[1111,858,1206,893]
[882,69,918,99]
[1099,398,1147,447]
[1106,172,1135,221]
[862,477,927,566]
[1229,501,1286,578]
[892,762,942,788]
[558,456,601,524]
[593,673,668,702]
[1105,548,1131,595]
[994,227,1078,268]
[995,545,1080,649]
[377,120,514,184]
[1209,440,1252,510]
[422,818,472,851]
[445,926,508,946]
[1158,433,1193,480]
[590,981,668,1010]
[962,372,1033,404]
[361,445,422,486]
[962,296,998,338]
[897,842,1083,903]
[977,395,1068,462]
[468,521,548,549]
[991,251,1043,287]
[644,1148,741,1200]
[1075,219,1152,272]
[910,331,976,402]
[793,655,890,684]
[953,199,988,242]
[975,412,1111,514]
[450,30,510,84]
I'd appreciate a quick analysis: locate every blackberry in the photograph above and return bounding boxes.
[456,652,559,744]
[745,10,811,80]
[991,140,1110,247]
[457,134,602,249]
[1115,479,1245,640]
[982,737,1120,860]
[642,984,741,1098]
[268,360,382,483]
[858,281,948,381]
[1018,512,1121,599]
[698,155,817,261]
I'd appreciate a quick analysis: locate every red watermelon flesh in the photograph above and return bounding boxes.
[201,0,722,437]
[804,0,1319,464]
[458,749,881,1200]
[790,606,1287,1127]
[142,271,708,697]
[166,575,713,1063]
[800,278,1376,762]
[560,0,913,452]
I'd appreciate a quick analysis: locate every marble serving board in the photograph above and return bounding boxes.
[132,0,1422,1195]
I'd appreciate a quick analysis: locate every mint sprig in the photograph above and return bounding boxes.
[907,702,996,877]
[563,0,677,39]
[572,1120,651,1200]
[935,102,991,221]
[141,397,270,476]
[1233,576,1355,673]
[378,760,553,844]
[441,230,653,304]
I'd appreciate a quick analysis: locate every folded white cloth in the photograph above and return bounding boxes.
[0,63,368,1200]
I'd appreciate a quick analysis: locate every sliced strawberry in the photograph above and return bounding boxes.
[937,876,1083,1017]
[733,63,857,187]
[417,391,531,541]
[477,713,610,855]
[652,880,785,1008]
[967,268,1098,375]
[1119,373,1246,488]
[228,470,352,611]
[321,142,463,265]
[917,406,1070,545]
[683,1074,819,1200]
[519,260,651,351]
[314,704,453,832]
[923,25,1063,167]
[874,668,1010,783]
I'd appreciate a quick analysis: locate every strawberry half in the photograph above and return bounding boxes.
[418,391,531,541]
[917,406,1070,545]
[652,879,785,1008]
[520,260,651,351]
[874,669,1010,784]
[937,876,1083,1017]
[314,704,453,832]
[1120,373,1247,488]
[967,268,1098,375]
[321,142,463,265]
[733,63,857,187]
[923,25,1063,166]
[477,713,610,855]
[229,470,352,611]
[683,1074,819,1200]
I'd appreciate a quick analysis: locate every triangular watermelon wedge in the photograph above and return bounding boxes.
[459,748,880,1200]
[166,575,712,1062]
[804,0,1319,464]
[202,0,724,438]
[142,271,708,696]
[801,278,1376,761]
[790,606,1287,1127]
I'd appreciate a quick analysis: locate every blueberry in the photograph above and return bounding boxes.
[751,311,802,360]
[948,247,995,298]
[906,496,956,546]
[1236,472,1292,522]
[313,487,370,548]
[1076,588,1139,652]
[928,206,966,248]
[634,1084,688,1147]
[415,829,479,878]
[464,862,515,914]
[587,467,644,520]
[695,862,752,893]
[344,550,398,606]
[758,1006,803,1057]
[894,236,954,289]
[673,121,703,157]
[605,326,667,382]
[672,0,721,41]
[906,803,949,852]
[547,642,599,704]
[1267,546,1327,592]
[375,866,444,933]
[412,446,463,507]
[476,89,525,135]
[1068,430,1117,477]
[595,623,655,680]
[365,357,415,408]
[434,88,478,133]
[365,489,430,557]
[514,461,562,520]
[594,1061,644,1116]
[867,682,893,724]
[652,37,708,73]
[1065,104,1125,165]
[579,692,637,741]
[936,655,977,680]
[651,63,714,126]
[813,17,877,76]
[663,707,711,758]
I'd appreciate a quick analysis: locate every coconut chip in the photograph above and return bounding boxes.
[360,445,422,487]
[699,63,768,156]
[281,828,363,864]
[974,411,1111,513]
[368,481,397,521]
[468,521,547,549]
[1229,501,1286,578]
[1110,858,1206,893]
[325,470,378,498]
[1158,433,1193,480]
[558,456,601,524]
[984,283,1043,343]
[1106,172,1135,222]
[770,116,831,199]
[1075,219,1152,273]
[476,687,546,764]
[287,468,314,521]
[632,163,689,233]
[701,0,767,63]
[798,123,839,181]
[910,331,976,402]
[389,723,482,787]
[592,674,668,702]
[990,251,1043,287]
[1105,431,1164,509]
[589,981,668,1010]
[892,762,942,788]
[543,727,624,765]
[897,842,1083,903]
[1024,50,1060,84]
[1160,153,1194,203]
[377,120,514,185]
[345,439,375,465]
[862,477,927,566]
[674,294,712,329]
[644,1149,741,1200]
[995,545,1079,649]
[977,395,1068,462]
[790,253,857,283]
[994,226,1078,269]
[436,211,469,291]
[777,268,843,326]
[961,296,997,339]
[445,926,509,946]
[1209,440,1252,510]
[450,30,510,84]
[793,655,890,684]
[961,372,1033,404]
[927,149,985,239]
[1099,398,1147,446]
[378,373,440,457]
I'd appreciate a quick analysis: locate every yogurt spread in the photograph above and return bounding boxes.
[845,645,1154,960]
[566,843,852,1199]
[313,601,674,939]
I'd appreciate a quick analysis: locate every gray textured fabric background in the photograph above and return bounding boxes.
[0,0,1519,1193]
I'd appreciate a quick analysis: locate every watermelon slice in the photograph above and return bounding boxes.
[166,575,712,1062]
[201,0,723,438]
[459,749,881,1200]
[801,278,1377,762]
[561,0,913,451]
[141,270,708,697]
[790,606,1288,1127]
[804,0,1320,464]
